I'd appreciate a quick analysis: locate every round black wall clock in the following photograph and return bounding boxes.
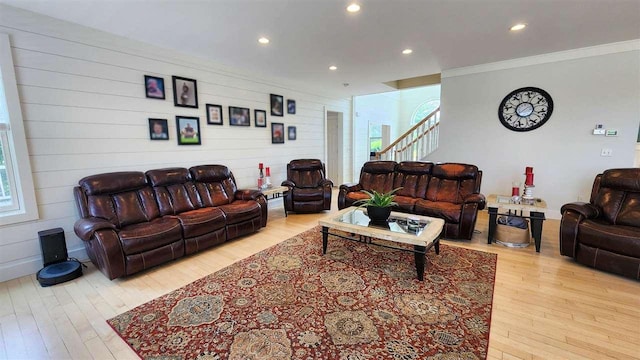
[498,87,553,132]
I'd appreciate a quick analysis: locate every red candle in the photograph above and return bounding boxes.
[512,186,520,196]
[525,173,534,186]
[259,163,263,170]
[525,166,533,174]
[265,167,271,176]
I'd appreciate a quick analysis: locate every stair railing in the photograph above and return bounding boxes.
[375,108,440,161]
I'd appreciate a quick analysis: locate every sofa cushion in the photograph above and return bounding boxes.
[292,188,324,201]
[345,191,370,204]
[393,195,418,213]
[394,161,432,198]
[218,200,262,225]
[118,217,182,255]
[80,171,147,195]
[175,207,227,238]
[578,219,640,258]
[414,200,461,223]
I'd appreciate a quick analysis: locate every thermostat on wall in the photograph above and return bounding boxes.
[605,129,618,137]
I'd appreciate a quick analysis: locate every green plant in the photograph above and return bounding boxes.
[353,187,402,208]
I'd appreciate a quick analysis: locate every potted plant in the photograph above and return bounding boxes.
[353,187,402,223]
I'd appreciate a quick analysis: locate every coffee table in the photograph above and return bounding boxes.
[318,207,445,281]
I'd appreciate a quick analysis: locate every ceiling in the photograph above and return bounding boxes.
[3,0,640,97]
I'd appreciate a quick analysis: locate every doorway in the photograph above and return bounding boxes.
[326,110,343,185]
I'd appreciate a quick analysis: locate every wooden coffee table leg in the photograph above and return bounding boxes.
[322,226,328,254]
[414,245,426,281]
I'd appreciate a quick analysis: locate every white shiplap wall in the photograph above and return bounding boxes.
[0,5,353,282]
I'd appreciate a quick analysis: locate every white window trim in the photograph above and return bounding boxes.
[0,33,38,225]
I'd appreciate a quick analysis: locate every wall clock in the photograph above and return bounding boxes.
[498,87,553,132]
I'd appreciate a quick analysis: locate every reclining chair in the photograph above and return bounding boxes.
[281,159,333,213]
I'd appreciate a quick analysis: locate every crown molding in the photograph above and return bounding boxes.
[442,39,640,78]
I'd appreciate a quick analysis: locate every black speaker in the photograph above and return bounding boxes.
[38,227,68,267]
[36,228,82,287]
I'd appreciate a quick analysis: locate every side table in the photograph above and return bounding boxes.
[256,185,289,217]
[486,194,547,252]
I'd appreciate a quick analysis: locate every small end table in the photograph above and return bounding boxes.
[256,185,289,217]
[487,194,547,252]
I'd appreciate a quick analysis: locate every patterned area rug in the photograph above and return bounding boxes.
[108,226,497,360]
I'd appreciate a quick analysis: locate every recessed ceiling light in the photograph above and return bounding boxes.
[510,23,526,31]
[329,65,338,71]
[346,3,360,13]
[258,37,270,44]
[402,49,413,55]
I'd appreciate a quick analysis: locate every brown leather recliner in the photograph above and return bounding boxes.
[73,165,267,280]
[281,159,333,213]
[560,168,640,280]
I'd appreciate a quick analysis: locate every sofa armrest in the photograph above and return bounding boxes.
[235,189,265,202]
[339,183,362,193]
[463,193,486,210]
[338,183,362,209]
[318,179,334,188]
[281,180,296,188]
[74,217,116,241]
[560,202,599,219]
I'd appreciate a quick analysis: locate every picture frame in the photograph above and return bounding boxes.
[288,126,297,140]
[254,109,267,127]
[287,99,296,114]
[144,75,165,99]
[172,76,198,108]
[271,122,285,144]
[270,94,284,117]
[229,106,251,126]
[148,118,169,140]
[206,104,224,125]
[176,116,201,145]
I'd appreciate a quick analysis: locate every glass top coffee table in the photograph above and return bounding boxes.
[318,207,445,281]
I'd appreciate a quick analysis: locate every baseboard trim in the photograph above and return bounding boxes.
[0,246,88,283]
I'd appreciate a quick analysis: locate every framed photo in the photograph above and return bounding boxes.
[148,118,169,140]
[172,76,198,108]
[287,99,296,114]
[176,116,201,145]
[270,94,284,116]
[229,106,251,126]
[271,122,285,144]
[288,126,297,140]
[144,75,165,99]
[206,104,223,125]
[254,109,267,127]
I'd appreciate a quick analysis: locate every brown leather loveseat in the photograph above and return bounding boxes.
[73,165,267,280]
[338,161,485,240]
[560,168,640,280]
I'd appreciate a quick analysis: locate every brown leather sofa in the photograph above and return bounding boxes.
[281,159,333,213]
[560,168,640,280]
[73,165,267,280]
[339,161,485,240]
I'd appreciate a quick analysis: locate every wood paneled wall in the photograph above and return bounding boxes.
[0,5,352,282]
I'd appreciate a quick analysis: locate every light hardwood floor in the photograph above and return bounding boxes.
[1,193,639,360]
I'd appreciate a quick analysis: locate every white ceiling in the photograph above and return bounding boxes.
[3,0,640,96]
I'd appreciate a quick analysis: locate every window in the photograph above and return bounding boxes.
[369,124,382,155]
[411,99,440,125]
[0,33,38,225]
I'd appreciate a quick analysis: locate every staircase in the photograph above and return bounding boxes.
[375,108,440,161]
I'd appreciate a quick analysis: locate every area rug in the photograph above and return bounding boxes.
[108,226,497,360]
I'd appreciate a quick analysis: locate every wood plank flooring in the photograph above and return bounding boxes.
[1,193,638,359]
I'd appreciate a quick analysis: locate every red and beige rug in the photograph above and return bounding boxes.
[108,226,497,359]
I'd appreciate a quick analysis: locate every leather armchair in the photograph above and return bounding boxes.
[281,159,333,213]
[560,168,640,279]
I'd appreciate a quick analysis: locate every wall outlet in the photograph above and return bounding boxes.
[601,148,613,157]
